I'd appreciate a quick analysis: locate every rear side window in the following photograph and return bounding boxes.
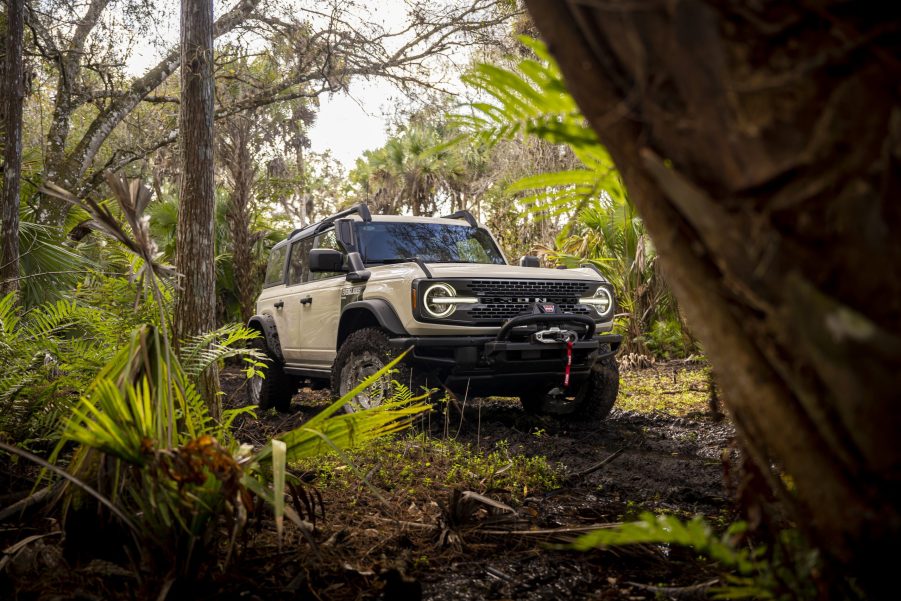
[263,245,287,287]
[287,237,314,285]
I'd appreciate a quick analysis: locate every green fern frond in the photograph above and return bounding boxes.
[454,36,623,225]
[178,323,264,379]
[572,512,759,574]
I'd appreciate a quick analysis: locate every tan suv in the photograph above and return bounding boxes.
[247,204,621,422]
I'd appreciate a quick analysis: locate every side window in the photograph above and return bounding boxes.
[263,245,288,287]
[287,238,314,285]
[309,229,345,281]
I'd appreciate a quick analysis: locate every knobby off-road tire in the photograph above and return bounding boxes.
[331,327,434,413]
[520,345,620,423]
[248,335,297,413]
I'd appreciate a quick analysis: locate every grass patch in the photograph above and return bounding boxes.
[292,433,562,503]
[618,364,711,416]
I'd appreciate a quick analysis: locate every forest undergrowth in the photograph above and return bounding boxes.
[2,361,746,600]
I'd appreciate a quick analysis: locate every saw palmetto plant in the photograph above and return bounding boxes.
[538,197,677,355]
[5,175,433,586]
[43,324,429,579]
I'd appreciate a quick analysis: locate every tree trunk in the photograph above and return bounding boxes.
[39,0,112,224]
[174,0,219,417]
[221,116,256,324]
[1,0,24,296]
[525,0,901,595]
[33,0,261,225]
[296,139,307,228]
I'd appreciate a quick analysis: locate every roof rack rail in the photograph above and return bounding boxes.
[288,203,372,240]
[314,202,372,233]
[442,209,478,228]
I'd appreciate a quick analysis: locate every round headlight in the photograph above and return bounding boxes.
[423,283,457,318]
[579,286,613,318]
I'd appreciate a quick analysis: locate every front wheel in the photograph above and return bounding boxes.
[331,328,434,413]
[520,349,619,423]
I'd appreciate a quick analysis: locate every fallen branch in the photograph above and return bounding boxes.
[565,447,626,483]
[478,523,623,536]
[0,484,58,523]
[624,578,720,600]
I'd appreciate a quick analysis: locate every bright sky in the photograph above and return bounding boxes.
[307,83,399,169]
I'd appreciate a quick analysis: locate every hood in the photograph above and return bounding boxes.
[425,263,605,282]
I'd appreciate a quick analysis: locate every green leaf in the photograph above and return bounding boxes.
[272,439,286,546]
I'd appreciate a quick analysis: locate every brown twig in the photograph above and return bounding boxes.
[565,447,626,483]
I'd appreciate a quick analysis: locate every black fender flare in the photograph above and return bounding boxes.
[247,314,284,363]
[338,300,408,346]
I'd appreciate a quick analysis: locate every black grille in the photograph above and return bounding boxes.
[466,279,592,297]
[456,279,597,324]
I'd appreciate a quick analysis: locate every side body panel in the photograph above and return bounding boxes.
[296,276,344,366]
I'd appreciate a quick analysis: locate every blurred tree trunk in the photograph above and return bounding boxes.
[525,0,900,595]
[0,0,24,296]
[174,0,219,416]
[220,114,256,324]
[292,106,309,228]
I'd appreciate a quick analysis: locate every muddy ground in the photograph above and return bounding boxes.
[1,363,738,600]
[221,362,737,600]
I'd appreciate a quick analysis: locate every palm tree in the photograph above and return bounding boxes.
[352,120,487,217]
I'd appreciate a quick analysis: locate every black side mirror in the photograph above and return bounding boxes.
[519,255,540,268]
[345,251,371,283]
[310,248,346,272]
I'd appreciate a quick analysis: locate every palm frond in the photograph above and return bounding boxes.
[45,323,429,574]
[16,219,93,307]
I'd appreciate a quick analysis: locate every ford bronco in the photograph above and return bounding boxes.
[247,203,621,421]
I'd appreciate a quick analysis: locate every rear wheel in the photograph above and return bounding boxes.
[248,334,297,413]
[520,347,619,423]
[331,328,434,412]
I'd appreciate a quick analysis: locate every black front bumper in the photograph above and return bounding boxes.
[388,314,622,395]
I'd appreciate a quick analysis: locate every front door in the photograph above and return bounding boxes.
[297,228,345,367]
[278,236,314,362]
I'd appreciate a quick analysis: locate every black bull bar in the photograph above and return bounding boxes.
[388,313,622,365]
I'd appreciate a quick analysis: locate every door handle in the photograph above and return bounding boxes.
[274,300,284,309]
[300,296,313,306]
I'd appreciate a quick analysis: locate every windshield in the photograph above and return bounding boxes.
[356,222,506,265]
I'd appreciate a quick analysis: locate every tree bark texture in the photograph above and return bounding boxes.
[1,0,24,295]
[525,0,901,594]
[175,0,219,415]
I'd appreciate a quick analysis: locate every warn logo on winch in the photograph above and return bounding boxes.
[538,303,556,313]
